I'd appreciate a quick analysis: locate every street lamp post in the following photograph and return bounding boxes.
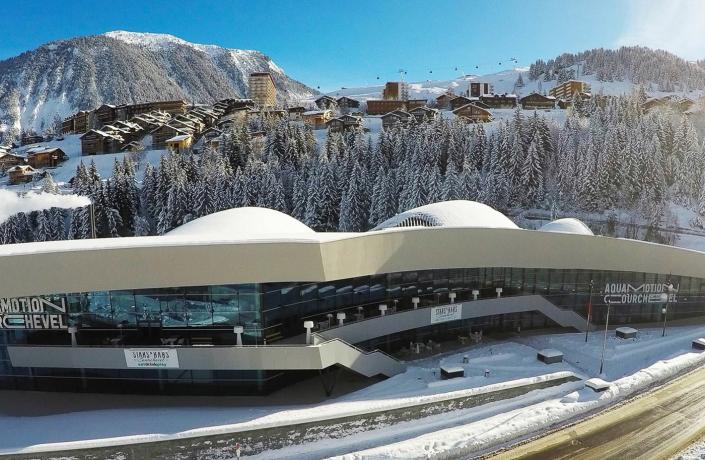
[662,283,674,337]
[585,280,594,343]
[599,299,611,376]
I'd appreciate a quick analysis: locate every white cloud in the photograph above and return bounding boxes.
[616,0,705,59]
[0,190,90,224]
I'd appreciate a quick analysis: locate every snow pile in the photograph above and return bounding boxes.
[372,200,519,231]
[0,190,90,224]
[676,437,705,459]
[538,218,594,236]
[166,207,315,237]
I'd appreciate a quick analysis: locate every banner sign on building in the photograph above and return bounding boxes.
[430,304,463,324]
[0,297,68,330]
[603,283,678,305]
[124,349,180,369]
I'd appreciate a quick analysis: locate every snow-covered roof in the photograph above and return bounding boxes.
[538,218,594,236]
[166,134,192,143]
[166,207,315,238]
[372,200,519,231]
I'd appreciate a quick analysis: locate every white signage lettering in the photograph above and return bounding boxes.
[430,304,463,324]
[603,283,678,305]
[124,349,180,369]
[0,297,68,329]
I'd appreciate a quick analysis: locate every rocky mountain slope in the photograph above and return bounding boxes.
[0,31,317,138]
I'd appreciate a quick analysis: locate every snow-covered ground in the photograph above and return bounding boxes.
[4,134,167,190]
[3,326,705,458]
[676,439,705,460]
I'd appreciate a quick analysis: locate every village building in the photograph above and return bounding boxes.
[326,115,363,133]
[61,111,91,134]
[7,165,39,185]
[248,72,277,107]
[452,103,493,123]
[336,96,360,114]
[315,96,338,111]
[435,93,457,109]
[165,134,193,154]
[94,104,118,127]
[116,100,188,121]
[367,100,406,115]
[302,110,333,129]
[449,96,479,111]
[25,147,67,168]
[549,80,591,100]
[151,124,194,150]
[0,152,26,171]
[80,129,125,155]
[286,106,307,120]
[381,110,413,130]
[469,82,491,97]
[409,106,439,123]
[383,81,406,100]
[520,93,556,110]
[20,133,44,146]
[557,92,591,109]
[480,93,518,109]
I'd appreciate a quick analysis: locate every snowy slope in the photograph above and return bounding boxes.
[0,31,317,137]
[328,66,705,102]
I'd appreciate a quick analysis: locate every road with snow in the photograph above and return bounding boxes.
[490,365,705,460]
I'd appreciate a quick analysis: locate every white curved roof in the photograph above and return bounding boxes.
[372,200,519,231]
[166,207,315,238]
[539,218,594,236]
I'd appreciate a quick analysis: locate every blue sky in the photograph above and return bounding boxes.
[3,0,703,91]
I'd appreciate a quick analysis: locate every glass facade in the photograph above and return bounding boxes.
[1,267,704,394]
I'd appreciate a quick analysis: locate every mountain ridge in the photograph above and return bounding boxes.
[0,31,317,138]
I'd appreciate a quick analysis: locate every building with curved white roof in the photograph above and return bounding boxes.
[166,207,315,238]
[372,200,519,230]
[539,218,594,236]
[0,201,697,395]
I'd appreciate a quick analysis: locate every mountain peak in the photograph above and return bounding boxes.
[102,30,249,56]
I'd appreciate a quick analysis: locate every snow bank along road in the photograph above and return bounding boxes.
[489,365,705,460]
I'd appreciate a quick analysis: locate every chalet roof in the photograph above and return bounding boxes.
[316,95,337,102]
[80,129,123,141]
[481,93,518,99]
[302,110,330,116]
[520,93,556,101]
[453,103,492,116]
[336,96,359,103]
[26,147,65,156]
[166,134,193,143]
[287,106,307,112]
[149,124,193,135]
[8,165,37,173]
[436,93,456,100]
[410,106,438,114]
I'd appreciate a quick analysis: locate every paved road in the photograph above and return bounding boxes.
[489,366,705,460]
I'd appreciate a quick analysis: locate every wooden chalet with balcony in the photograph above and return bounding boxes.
[409,106,439,122]
[452,103,492,123]
[327,114,363,133]
[520,93,556,110]
[302,110,333,129]
[8,165,40,184]
[479,93,518,109]
[381,110,413,130]
[25,147,67,168]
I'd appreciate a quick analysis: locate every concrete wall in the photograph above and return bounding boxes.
[7,339,405,378]
[317,295,587,344]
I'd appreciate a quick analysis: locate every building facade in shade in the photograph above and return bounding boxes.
[0,202,702,395]
[247,72,277,107]
[549,80,591,100]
